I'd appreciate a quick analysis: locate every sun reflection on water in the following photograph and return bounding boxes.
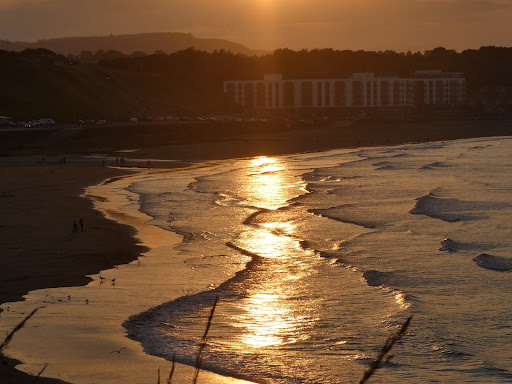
[233,293,292,348]
[243,156,304,210]
[228,156,317,350]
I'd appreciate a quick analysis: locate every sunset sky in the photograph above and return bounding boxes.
[1,0,511,51]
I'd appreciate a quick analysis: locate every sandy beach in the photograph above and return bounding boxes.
[0,160,147,383]
[1,118,512,383]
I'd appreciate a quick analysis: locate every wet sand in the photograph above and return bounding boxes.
[1,165,257,384]
[1,118,512,383]
[0,160,145,384]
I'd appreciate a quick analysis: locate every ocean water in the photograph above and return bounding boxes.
[124,137,512,383]
[2,136,512,384]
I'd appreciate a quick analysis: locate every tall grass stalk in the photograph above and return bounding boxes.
[359,315,412,384]
[192,295,219,384]
[167,354,176,384]
[0,307,43,352]
[34,363,48,383]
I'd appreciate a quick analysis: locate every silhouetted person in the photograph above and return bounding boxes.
[79,217,84,232]
[72,216,79,232]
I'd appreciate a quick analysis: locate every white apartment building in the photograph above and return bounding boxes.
[224,71,465,109]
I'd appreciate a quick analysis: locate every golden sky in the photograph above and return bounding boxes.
[1,0,511,51]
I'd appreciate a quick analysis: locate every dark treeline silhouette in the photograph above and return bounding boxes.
[1,46,512,121]
[98,46,512,95]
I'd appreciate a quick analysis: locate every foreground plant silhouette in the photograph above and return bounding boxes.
[193,295,219,384]
[158,296,219,384]
[158,301,410,384]
[1,307,43,352]
[359,315,413,384]
[6,303,410,383]
[1,307,48,382]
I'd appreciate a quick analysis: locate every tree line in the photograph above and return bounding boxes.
[97,46,512,95]
[1,46,511,120]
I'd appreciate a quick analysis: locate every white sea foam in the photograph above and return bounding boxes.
[2,137,512,384]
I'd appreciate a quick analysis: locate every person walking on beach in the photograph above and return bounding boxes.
[72,216,79,232]
[79,217,84,232]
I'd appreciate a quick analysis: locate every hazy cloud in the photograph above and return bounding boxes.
[0,0,510,50]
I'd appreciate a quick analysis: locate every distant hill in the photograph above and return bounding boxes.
[0,49,241,122]
[0,32,266,56]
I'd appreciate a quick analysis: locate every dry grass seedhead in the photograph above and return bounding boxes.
[359,315,412,384]
[0,307,43,352]
[192,295,219,384]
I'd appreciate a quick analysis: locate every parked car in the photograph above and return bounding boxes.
[97,120,107,125]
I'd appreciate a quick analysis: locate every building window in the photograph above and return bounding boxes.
[302,82,313,107]
[226,83,235,102]
[334,81,346,106]
[353,81,363,106]
[275,83,280,107]
[283,82,294,107]
[256,83,266,107]
[393,81,402,105]
[381,81,389,106]
[244,83,254,107]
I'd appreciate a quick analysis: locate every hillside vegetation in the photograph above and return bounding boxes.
[1,46,512,122]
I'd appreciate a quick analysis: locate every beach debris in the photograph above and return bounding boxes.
[109,347,126,355]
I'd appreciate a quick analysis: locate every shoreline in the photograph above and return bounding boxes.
[1,119,512,383]
[0,160,256,384]
[0,160,148,384]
